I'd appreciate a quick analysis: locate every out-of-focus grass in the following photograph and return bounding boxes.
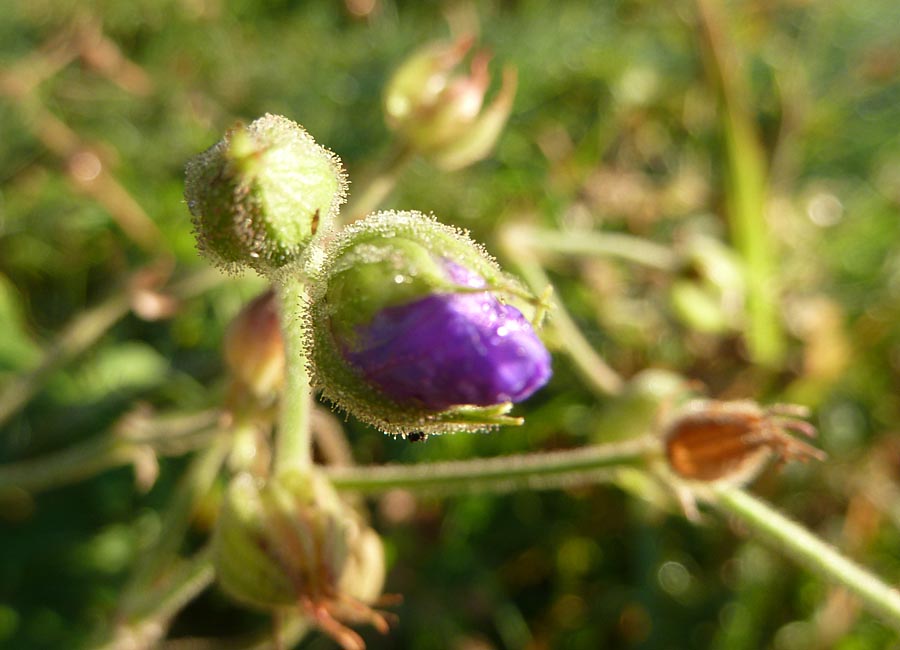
[2,1,900,649]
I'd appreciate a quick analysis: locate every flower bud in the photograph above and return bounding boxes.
[213,471,389,649]
[223,289,285,402]
[383,36,517,171]
[304,210,552,436]
[664,400,826,484]
[185,114,347,276]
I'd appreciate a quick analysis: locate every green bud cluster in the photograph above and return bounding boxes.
[185,114,347,276]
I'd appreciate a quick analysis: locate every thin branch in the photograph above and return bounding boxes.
[93,547,216,650]
[709,484,900,631]
[119,433,231,615]
[326,436,658,495]
[504,223,680,271]
[0,408,222,494]
[503,249,624,396]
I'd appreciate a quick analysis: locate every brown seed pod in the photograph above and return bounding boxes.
[664,400,826,484]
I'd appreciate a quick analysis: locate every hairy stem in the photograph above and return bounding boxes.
[273,278,313,474]
[710,484,900,630]
[327,436,658,495]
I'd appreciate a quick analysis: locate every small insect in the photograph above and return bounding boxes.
[664,400,826,484]
[406,432,429,443]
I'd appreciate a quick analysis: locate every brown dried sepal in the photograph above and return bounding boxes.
[664,400,826,484]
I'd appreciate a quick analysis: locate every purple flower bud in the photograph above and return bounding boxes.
[304,211,552,435]
[344,268,552,411]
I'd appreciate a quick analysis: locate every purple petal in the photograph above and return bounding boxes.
[343,292,552,411]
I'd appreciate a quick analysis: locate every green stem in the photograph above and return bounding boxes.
[344,144,414,223]
[0,409,221,494]
[93,547,215,650]
[0,436,131,494]
[120,432,230,615]
[273,278,313,475]
[327,436,657,495]
[504,223,680,271]
[505,249,624,396]
[710,484,900,630]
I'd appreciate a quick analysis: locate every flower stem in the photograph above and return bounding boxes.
[326,436,658,495]
[710,484,900,630]
[120,432,230,615]
[504,249,624,396]
[92,547,215,650]
[504,223,680,271]
[0,409,221,494]
[273,277,313,475]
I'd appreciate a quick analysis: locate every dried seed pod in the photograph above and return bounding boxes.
[664,400,826,484]
[213,471,389,650]
[303,210,552,436]
[185,114,347,276]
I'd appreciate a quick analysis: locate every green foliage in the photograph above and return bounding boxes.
[2,0,900,649]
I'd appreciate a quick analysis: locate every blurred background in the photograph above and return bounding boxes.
[2,0,900,648]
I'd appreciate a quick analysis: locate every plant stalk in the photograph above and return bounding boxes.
[93,547,215,650]
[0,409,222,494]
[710,484,900,630]
[273,278,314,474]
[327,436,658,495]
[505,224,680,271]
[505,250,624,396]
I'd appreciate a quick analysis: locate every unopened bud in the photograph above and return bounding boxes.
[223,289,285,402]
[304,210,551,436]
[185,114,347,276]
[213,471,389,649]
[383,36,517,170]
[664,400,825,484]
